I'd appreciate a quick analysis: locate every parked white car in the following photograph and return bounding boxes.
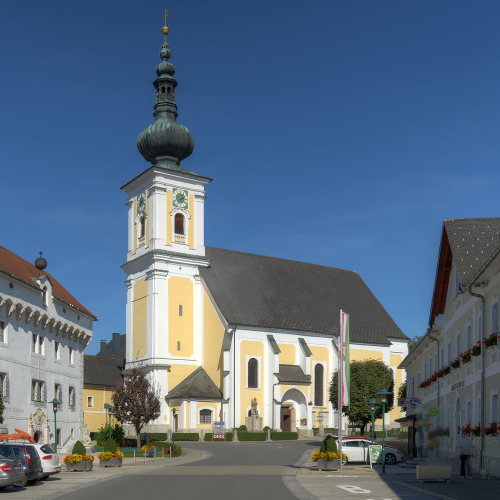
[30,444,61,479]
[340,438,404,465]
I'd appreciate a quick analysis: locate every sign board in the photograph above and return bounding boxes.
[212,421,226,440]
[428,408,438,417]
[368,445,383,467]
[213,422,225,426]
[408,397,421,409]
[451,380,464,391]
[398,398,408,407]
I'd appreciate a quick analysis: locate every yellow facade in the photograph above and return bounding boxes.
[168,365,198,391]
[350,349,383,361]
[132,279,148,358]
[166,189,173,246]
[203,291,225,389]
[278,343,296,364]
[133,199,137,253]
[240,340,264,423]
[188,193,195,249]
[83,386,115,432]
[168,277,194,356]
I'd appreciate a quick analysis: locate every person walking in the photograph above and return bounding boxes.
[457,433,474,478]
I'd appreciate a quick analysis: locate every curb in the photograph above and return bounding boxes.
[283,449,320,500]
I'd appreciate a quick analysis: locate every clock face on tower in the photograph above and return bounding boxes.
[173,189,188,209]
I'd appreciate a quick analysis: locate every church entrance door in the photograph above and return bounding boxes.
[281,406,291,431]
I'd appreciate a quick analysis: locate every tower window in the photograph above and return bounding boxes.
[174,213,185,235]
[140,216,146,238]
[177,341,181,351]
[179,305,183,316]
[161,87,165,93]
[167,87,171,94]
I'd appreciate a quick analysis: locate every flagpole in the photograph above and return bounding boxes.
[338,309,343,474]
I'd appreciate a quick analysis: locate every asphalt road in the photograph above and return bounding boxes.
[55,439,321,500]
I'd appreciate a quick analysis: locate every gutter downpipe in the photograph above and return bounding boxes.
[427,327,440,457]
[468,287,485,472]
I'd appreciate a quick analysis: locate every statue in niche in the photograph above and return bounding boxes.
[251,398,259,415]
[246,398,262,431]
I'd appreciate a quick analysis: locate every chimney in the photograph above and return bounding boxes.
[100,340,106,354]
[112,332,120,355]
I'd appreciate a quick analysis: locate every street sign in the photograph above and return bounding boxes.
[398,398,408,407]
[428,407,438,417]
[408,397,421,409]
[368,445,383,468]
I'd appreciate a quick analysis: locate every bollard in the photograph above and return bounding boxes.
[154,447,157,459]
[144,450,146,464]
[162,446,164,458]
[169,446,172,457]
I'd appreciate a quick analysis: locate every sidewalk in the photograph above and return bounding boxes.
[294,452,500,500]
[4,448,210,500]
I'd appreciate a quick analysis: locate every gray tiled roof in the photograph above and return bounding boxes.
[277,364,311,385]
[299,338,312,356]
[84,355,123,387]
[201,247,407,346]
[444,218,500,287]
[165,367,222,400]
[97,333,126,359]
[267,335,281,354]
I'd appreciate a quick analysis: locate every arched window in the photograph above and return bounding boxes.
[248,358,258,388]
[199,409,212,424]
[174,213,185,235]
[140,216,145,238]
[314,364,324,407]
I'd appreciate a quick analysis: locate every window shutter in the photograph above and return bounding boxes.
[248,358,258,388]
[314,364,324,407]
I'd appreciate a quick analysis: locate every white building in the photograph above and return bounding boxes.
[400,218,500,475]
[0,246,96,450]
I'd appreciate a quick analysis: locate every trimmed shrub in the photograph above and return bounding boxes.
[238,425,247,431]
[271,431,298,440]
[150,433,169,441]
[237,432,266,441]
[320,434,337,453]
[203,433,233,442]
[172,433,199,441]
[103,438,118,453]
[263,426,271,431]
[72,440,86,455]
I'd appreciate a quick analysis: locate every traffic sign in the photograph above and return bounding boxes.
[398,398,408,407]
[428,407,438,417]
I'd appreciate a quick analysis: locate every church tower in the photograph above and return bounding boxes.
[121,13,212,430]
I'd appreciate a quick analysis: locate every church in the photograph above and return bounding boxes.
[121,17,409,435]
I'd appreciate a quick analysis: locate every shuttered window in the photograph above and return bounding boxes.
[199,409,212,424]
[248,358,258,388]
[314,364,324,407]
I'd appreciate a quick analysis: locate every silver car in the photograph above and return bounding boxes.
[0,454,26,490]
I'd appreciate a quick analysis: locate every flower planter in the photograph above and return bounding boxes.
[66,461,88,472]
[317,459,340,471]
[99,457,122,468]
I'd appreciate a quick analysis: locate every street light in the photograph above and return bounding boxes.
[368,399,378,441]
[51,398,59,454]
[172,408,177,456]
[376,388,393,474]
[104,403,113,440]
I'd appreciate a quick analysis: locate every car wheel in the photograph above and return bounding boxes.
[27,479,38,485]
[14,474,28,487]
[385,453,396,465]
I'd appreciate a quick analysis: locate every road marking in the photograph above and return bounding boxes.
[327,475,359,477]
[337,485,371,494]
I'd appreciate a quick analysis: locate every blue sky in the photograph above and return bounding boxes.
[2,1,500,354]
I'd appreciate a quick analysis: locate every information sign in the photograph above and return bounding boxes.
[397,398,407,407]
[368,445,383,467]
[212,421,226,440]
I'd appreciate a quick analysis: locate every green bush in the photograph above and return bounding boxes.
[271,431,298,440]
[263,426,271,431]
[150,433,169,441]
[203,433,233,442]
[320,435,337,453]
[238,425,247,431]
[104,438,118,453]
[237,432,266,441]
[72,440,86,455]
[148,441,182,457]
[172,433,199,441]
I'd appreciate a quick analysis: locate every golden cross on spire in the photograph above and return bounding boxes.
[162,9,169,36]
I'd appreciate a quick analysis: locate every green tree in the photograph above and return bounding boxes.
[398,381,407,412]
[329,359,394,434]
[408,336,423,352]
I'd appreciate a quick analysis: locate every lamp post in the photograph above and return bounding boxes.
[51,398,59,454]
[368,399,378,441]
[376,388,393,474]
[172,408,177,455]
[104,403,113,440]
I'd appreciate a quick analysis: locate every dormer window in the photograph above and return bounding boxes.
[175,214,185,235]
[140,216,146,238]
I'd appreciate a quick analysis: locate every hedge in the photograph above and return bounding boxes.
[204,432,233,442]
[271,431,298,440]
[172,433,199,441]
[237,432,266,441]
[149,433,169,441]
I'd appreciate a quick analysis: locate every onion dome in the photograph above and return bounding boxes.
[137,15,194,168]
